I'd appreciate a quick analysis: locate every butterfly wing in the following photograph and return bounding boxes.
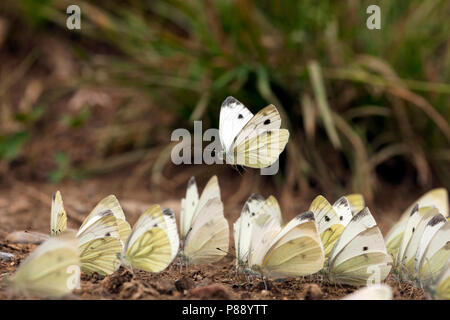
[76,211,120,246]
[434,262,450,300]
[50,191,67,236]
[344,194,366,215]
[80,195,131,244]
[180,176,200,240]
[234,194,265,266]
[332,196,354,226]
[419,220,450,285]
[327,208,392,286]
[309,195,346,262]
[79,236,122,275]
[9,232,80,298]
[123,205,173,272]
[398,207,440,279]
[183,197,229,265]
[385,188,449,263]
[219,96,253,153]
[254,212,324,278]
[161,208,180,261]
[229,105,289,168]
[414,213,447,277]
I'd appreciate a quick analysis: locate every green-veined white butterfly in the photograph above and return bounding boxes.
[233,194,283,270]
[51,191,123,275]
[8,231,80,298]
[247,211,324,278]
[179,176,229,265]
[385,188,448,264]
[325,207,392,287]
[120,205,179,272]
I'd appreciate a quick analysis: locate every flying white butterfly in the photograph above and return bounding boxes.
[218,96,290,168]
[179,176,229,265]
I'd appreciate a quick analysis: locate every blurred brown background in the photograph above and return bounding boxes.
[0,1,449,234]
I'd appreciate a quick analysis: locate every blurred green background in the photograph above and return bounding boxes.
[0,0,449,201]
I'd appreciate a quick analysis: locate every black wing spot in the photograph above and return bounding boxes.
[105,232,111,237]
[251,212,255,217]
[238,114,243,119]
[363,246,368,251]
[412,227,415,233]
[325,216,330,222]
[339,216,343,221]
[264,119,271,125]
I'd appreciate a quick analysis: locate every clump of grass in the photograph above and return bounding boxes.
[1,0,449,200]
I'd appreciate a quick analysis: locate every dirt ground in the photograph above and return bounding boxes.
[0,173,427,300]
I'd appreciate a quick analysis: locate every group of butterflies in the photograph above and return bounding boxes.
[8,175,449,299]
[5,97,450,299]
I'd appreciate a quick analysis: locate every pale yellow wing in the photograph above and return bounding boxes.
[76,211,120,246]
[124,228,172,272]
[50,191,67,236]
[385,188,449,263]
[80,195,131,244]
[123,205,174,272]
[309,195,345,263]
[434,263,450,300]
[260,212,324,278]
[79,236,122,275]
[9,232,80,298]
[184,198,229,265]
[327,208,392,286]
[344,193,365,215]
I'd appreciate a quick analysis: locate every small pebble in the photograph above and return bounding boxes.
[305,283,323,300]
[6,231,49,244]
[190,284,230,299]
[261,289,270,297]
[0,252,14,261]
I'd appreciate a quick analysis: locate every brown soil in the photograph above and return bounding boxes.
[0,174,427,300]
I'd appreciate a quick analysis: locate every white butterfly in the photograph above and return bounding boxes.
[120,205,179,272]
[424,260,449,300]
[309,195,354,262]
[9,232,80,298]
[395,206,446,281]
[325,207,393,286]
[412,211,449,285]
[179,176,229,265]
[233,194,283,269]
[247,211,324,278]
[51,191,124,275]
[385,188,449,264]
[218,96,289,168]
